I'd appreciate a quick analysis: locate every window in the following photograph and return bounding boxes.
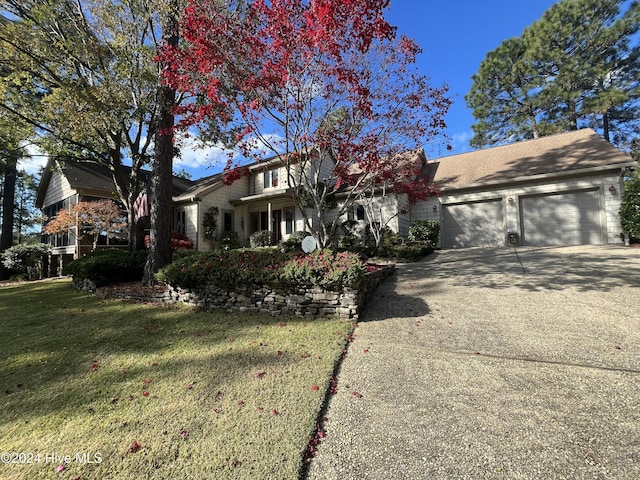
[176,210,186,234]
[285,208,294,234]
[356,205,365,221]
[263,169,279,189]
[223,212,233,232]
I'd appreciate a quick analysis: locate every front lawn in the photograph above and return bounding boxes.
[0,279,353,479]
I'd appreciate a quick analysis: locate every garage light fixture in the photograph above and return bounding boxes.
[508,197,515,205]
[432,205,437,212]
[609,185,617,194]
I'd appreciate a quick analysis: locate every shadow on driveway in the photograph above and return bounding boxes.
[414,245,640,292]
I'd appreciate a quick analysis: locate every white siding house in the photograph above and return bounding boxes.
[37,129,636,272]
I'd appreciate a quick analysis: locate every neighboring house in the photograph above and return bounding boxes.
[411,129,636,248]
[36,129,636,273]
[35,159,193,275]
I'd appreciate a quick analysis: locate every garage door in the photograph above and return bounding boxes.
[521,189,602,246]
[442,200,504,248]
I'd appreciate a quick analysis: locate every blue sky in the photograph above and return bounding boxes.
[386,0,559,156]
[21,0,560,179]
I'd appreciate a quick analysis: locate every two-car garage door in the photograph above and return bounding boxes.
[441,189,603,248]
[520,189,603,246]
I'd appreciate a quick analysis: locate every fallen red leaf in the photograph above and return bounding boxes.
[128,441,142,453]
[615,345,622,350]
[351,391,363,398]
[55,464,65,473]
[271,409,279,416]
[91,362,99,371]
[142,391,150,397]
[143,378,152,384]
[311,385,319,391]
[254,371,266,379]
[180,430,188,439]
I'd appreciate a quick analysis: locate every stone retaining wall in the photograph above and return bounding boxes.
[74,264,395,319]
[163,264,394,319]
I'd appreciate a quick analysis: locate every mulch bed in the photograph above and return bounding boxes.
[96,281,168,302]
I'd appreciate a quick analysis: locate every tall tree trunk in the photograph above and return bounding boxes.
[1,156,17,251]
[142,6,178,286]
[0,156,17,280]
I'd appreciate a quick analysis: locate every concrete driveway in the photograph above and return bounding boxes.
[306,245,640,480]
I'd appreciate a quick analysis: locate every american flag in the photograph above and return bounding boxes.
[133,190,149,222]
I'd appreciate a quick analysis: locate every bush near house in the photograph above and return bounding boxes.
[280,250,366,290]
[157,249,366,291]
[64,249,148,283]
[249,230,276,248]
[281,231,310,252]
[408,220,440,246]
[620,172,640,241]
[157,249,291,289]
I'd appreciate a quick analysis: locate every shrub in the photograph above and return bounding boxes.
[281,250,365,289]
[382,231,404,248]
[157,249,290,289]
[220,231,241,250]
[620,173,640,240]
[249,230,275,248]
[144,232,195,250]
[1,243,51,278]
[382,242,434,261]
[408,220,440,246]
[339,233,361,249]
[281,231,310,252]
[64,249,147,283]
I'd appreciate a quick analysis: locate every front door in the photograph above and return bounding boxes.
[272,210,282,242]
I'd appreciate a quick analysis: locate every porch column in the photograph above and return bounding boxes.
[267,202,272,232]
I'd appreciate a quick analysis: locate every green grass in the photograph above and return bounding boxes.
[0,279,353,479]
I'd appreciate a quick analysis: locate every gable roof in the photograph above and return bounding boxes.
[426,129,635,191]
[36,159,196,208]
[172,171,226,203]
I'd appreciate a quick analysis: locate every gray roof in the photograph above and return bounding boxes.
[36,159,196,208]
[427,129,635,191]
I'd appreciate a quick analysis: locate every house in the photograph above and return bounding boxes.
[411,129,636,248]
[36,129,636,272]
[35,159,194,275]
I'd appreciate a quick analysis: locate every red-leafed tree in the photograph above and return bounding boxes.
[161,0,451,248]
[43,199,127,252]
[355,149,443,247]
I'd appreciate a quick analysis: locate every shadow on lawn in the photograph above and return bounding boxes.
[0,281,326,427]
